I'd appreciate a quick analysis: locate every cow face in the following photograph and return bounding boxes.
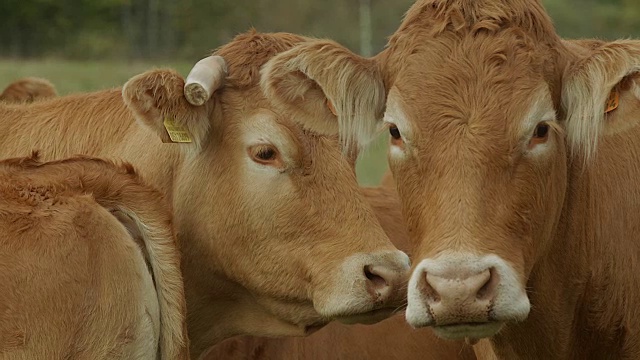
[384,45,564,339]
[374,12,575,338]
[381,1,640,341]
[263,1,640,342]
[123,32,410,342]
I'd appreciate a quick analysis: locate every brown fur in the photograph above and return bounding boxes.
[203,186,475,360]
[380,170,396,189]
[259,0,640,358]
[376,0,640,359]
[0,31,408,358]
[204,316,475,360]
[0,153,188,359]
[0,77,57,103]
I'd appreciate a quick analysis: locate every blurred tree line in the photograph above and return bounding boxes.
[1,0,639,61]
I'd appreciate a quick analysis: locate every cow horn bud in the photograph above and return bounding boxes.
[184,55,227,106]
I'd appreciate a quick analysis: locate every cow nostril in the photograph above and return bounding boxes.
[476,268,498,301]
[364,265,388,290]
[422,273,441,303]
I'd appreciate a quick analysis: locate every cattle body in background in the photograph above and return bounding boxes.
[257,0,640,358]
[204,187,476,360]
[0,31,411,358]
[0,77,57,103]
[0,154,188,359]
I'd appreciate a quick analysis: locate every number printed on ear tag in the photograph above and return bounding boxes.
[163,118,193,143]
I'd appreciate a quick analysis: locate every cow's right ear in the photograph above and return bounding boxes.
[122,56,227,149]
[260,40,386,150]
[562,40,640,161]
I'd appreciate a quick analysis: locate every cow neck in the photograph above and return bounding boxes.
[485,141,640,358]
[182,273,311,357]
[0,88,182,200]
[93,89,183,200]
[563,141,640,357]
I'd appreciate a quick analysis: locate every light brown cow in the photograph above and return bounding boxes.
[0,31,411,357]
[0,153,188,359]
[0,77,57,103]
[3,75,472,358]
[257,0,640,358]
[203,186,477,360]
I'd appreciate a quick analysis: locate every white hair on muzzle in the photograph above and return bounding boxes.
[184,55,228,106]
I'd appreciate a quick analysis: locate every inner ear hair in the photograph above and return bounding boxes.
[602,72,640,136]
[260,40,387,152]
[562,40,640,161]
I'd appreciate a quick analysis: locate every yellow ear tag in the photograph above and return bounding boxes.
[605,88,620,114]
[163,118,193,143]
[326,99,338,116]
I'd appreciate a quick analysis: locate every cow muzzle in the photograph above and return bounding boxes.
[405,252,530,340]
[314,250,410,321]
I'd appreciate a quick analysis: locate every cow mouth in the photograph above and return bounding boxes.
[432,321,504,340]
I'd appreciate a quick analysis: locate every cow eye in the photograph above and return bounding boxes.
[528,122,550,149]
[249,144,282,167]
[256,147,276,161]
[389,124,404,147]
[533,123,549,139]
[389,125,402,140]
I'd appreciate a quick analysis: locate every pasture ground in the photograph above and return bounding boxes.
[0,59,389,186]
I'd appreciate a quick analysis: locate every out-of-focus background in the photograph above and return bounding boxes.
[1,0,639,185]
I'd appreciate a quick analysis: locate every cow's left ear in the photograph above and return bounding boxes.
[562,40,640,161]
[122,56,227,149]
[260,40,386,149]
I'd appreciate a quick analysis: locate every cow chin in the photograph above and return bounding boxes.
[334,307,399,325]
[432,322,505,341]
[253,287,399,336]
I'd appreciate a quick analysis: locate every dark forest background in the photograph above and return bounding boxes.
[2,0,639,61]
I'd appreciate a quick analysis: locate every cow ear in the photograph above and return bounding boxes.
[260,40,386,150]
[563,40,640,161]
[122,56,227,149]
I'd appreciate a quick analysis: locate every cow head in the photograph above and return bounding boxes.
[264,0,640,343]
[122,31,410,350]
[381,0,640,341]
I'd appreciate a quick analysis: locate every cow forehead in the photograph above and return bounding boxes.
[388,80,555,157]
[241,110,300,149]
[399,35,543,88]
[389,38,552,136]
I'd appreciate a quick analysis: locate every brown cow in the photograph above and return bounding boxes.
[0,31,411,357]
[0,153,188,359]
[257,0,640,358]
[204,186,476,360]
[1,72,473,359]
[0,77,57,103]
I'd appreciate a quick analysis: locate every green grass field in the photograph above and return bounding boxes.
[0,59,389,185]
